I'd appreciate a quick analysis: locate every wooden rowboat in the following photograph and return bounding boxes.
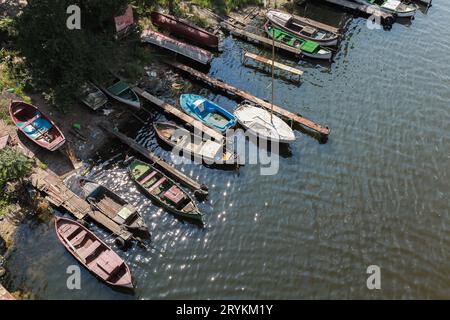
[266,10,340,47]
[234,103,296,143]
[129,159,203,223]
[81,82,108,111]
[99,77,141,110]
[9,101,66,151]
[265,22,333,61]
[55,217,133,289]
[151,11,219,49]
[153,121,238,165]
[80,179,149,236]
[180,94,237,132]
[141,29,213,65]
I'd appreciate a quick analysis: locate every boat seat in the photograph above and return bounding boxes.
[78,241,102,260]
[148,177,167,194]
[96,251,122,278]
[20,113,41,128]
[70,230,88,246]
[13,108,25,116]
[163,185,186,205]
[139,171,158,185]
[59,225,80,240]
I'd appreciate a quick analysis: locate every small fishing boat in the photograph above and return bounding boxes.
[180,94,237,132]
[355,0,418,18]
[129,159,203,223]
[153,121,238,165]
[80,179,149,236]
[266,10,340,47]
[81,82,108,111]
[151,11,219,49]
[265,23,333,60]
[9,101,66,151]
[234,104,296,143]
[141,29,213,65]
[55,217,133,289]
[99,77,141,110]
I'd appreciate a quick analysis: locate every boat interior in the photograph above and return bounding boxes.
[107,80,138,101]
[133,164,192,211]
[194,100,231,128]
[58,222,126,281]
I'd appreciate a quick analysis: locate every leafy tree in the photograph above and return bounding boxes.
[0,147,33,188]
[15,0,129,107]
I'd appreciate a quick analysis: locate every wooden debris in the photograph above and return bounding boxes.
[243,51,304,81]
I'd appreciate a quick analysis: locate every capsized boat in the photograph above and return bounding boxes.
[355,0,418,18]
[129,159,203,223]
[99,77,141,110]
[265,23,333,60]
[81,82,108,111]
[266,9,340,47]
[141,29,213,65]
[80,179,149,236]
[153,121,238,165]
[180,94,237,132]
[9,101,66,151]
[234,103,296,143]
[151,11,219,49]
[55,217,133,289]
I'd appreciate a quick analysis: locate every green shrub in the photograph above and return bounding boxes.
[0,147,33,189]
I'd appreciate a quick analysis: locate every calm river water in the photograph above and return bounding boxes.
[4,1,450,299]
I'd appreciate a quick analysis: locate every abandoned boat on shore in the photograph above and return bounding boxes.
[141,29,213,65]
[9,101,66,151]
[180,94,237,132]
[129,159,203,223]
[80,179,149,236]
[266,10,340,47]
[234,104,296,144]
[81,82,108,111]
[55,217,133,289]
[151,11,219,49]
[354,0,418,18]
[265,23,333,60]
[99,77,141,110]
[153,121,238,165]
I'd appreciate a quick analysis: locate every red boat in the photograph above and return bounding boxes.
[9,101,66,151]
[55,217,133,289]
[151,11,219,49]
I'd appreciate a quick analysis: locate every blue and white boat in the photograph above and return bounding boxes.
[180,94,237,132]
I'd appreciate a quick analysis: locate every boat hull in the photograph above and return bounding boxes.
[179,94,237,132]
[266,10,339,47]
[9,101,66,151]
[151,11,219,49]
[55,217,133,289]
[128,159,203,223]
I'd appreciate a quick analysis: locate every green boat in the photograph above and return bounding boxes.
[128,159,203,224]
[264,22,332,60]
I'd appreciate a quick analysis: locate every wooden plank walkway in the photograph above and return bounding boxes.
[243,51,304,77]
[30,169,133,241]
[100,126,209,196]
[0,284,15,300]
[133,88,224,142]
[220,22,303,56]
[289,13,341,35]
[165,60,331,138]
[320,0,395,26]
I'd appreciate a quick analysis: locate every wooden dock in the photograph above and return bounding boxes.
[164,60,331,138]
[243,51,304,80]
[30,169,133,242]
[0,284,15,300]
[220,22,303,57]
[288,12,341,35]
[100,126,209,197]
[320,0,395,26]
[133,87,224,142]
